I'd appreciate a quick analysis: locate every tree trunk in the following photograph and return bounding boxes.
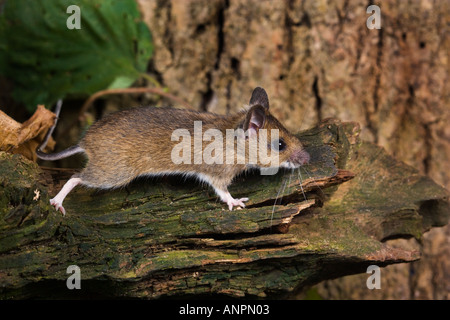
[0,119,448,299]
[135,0,450,299]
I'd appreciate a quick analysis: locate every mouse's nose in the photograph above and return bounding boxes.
[290,149,310,166]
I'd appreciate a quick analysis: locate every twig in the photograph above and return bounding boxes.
[78,87,194,122]
[36,99,62,155]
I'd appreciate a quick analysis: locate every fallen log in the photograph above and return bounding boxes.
[0,119,448,299]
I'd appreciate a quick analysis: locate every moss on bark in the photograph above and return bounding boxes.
[0,119,448,299]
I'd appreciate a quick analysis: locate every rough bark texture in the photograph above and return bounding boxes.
[1,119,448,299]
[134,0,450,299]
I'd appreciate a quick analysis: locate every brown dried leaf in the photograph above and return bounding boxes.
[0,105,56,161]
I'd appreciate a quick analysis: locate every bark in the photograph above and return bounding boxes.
[134,0,450,299]
[0,119,448,299]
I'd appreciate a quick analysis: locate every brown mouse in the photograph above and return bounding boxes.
[37,87,310,215]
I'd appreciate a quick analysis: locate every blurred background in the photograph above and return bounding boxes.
[0,0,448,299]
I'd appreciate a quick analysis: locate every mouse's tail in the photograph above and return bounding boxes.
[36,145,85,161]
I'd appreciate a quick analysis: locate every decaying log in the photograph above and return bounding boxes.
[0,119,448,299]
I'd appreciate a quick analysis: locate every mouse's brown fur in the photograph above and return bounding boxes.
[77,107,245,191]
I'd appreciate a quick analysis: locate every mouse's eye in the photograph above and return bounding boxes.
[271,138,287,152]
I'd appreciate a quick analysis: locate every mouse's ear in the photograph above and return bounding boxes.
[249,87,269,110]
[243,105,266,138]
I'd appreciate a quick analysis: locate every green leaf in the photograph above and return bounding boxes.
[107,76,136,90]
[0,0,153,111]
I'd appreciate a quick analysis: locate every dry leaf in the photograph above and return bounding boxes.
[0,105,56,161]
[33,189,40,201]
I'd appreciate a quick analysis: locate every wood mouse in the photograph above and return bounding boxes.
[37,87,310,215]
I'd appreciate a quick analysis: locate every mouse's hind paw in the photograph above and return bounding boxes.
[226,197,249,211]
[50,198,66,216]
[214,188,249,211]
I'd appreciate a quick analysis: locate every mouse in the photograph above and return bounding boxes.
[37,87,310,215]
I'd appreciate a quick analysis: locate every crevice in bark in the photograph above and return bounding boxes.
[230,57,241,80]
[422,122,432,176]
[157,0,174,59]
[284,1,305,66]
[199,0,229,113]
[284,1,298,112]
[369,28,384,144]
[146,59,165,88]
[374,28,383,115]
[312,76,322,122]
[199,73,214,112]
[225,80,232,114]
[214,0,228,70]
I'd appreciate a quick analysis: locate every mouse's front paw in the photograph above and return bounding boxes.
[227,197,249,211]
[50,198,66,216]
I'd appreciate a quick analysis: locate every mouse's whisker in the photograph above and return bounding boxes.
[271,176,289,229]
[300,166,325,198]
[297,168,307,201]
[286,169,293,194]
